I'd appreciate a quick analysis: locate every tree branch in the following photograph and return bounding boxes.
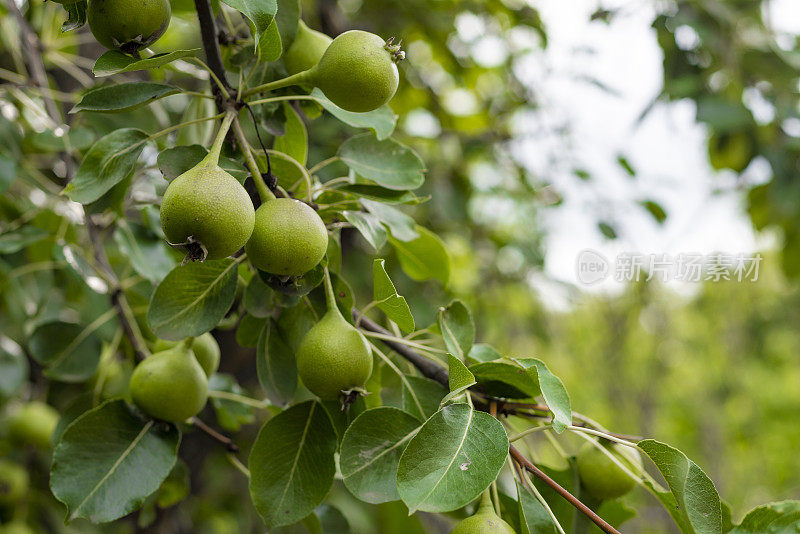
[354,308,622,534]
[193,0,230,106]
[192,417,239,452]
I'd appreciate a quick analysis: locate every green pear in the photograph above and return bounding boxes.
[284,21,332,75]
[576,441,642,500]
[451,491,516,534]
[296,269,372,400]
[160,114,254,261]
[153,333,220,377]
[129,342,208,423]
[6,401,59,449]
[245,198,328,277]
[0,460,28,505]
[88,0,171,53]
[253,30,400,113]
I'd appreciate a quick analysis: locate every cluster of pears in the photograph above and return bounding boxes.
[84,0,172,54]
[160,111,329,276]
[576,440,642,500]
[451,491,516,534]
[264,26,403,113]
[296,269,373,401]
[128,333,219,422]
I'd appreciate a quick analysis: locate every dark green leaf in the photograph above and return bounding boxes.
[114,221,175,282]
[343,211,387,251]
[0,341,28,397]
[439,300,474,359]
[71,83,180,113]
[64,129,148,204]
[340,407,421,503]
[93,49,200,77]
[469,360,540,400]
[147,259,239,340]
[401,375,447,421]
[29,320,105,382]
[50,400,180,523]
[515,359,571,432]
[397,403,508,513]
[249,401,337,528]
[640,200,667,224]
[256,319,297,403]
[362,199,419,242]
[220,0,276,51]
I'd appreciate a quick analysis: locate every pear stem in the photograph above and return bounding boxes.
[180,337,195,350]
[323,266,340,317]
[204,110,236,165]
[230,116,276,202]
[242,70,313,98]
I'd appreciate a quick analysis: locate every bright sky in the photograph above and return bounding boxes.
[510,0,800,300]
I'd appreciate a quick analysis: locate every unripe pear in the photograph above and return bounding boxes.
[296,270,372,400]
[311,30,400,112]
[0,460,28,506]
[129,342,208,422]
[284,21,332,75]
[160,114,255,260]
[245,198,328,277]
[6,401,59,449]
[576,441,642,500]
[451,492,516,534]
[153,333,220,377]
[256,30,401,113]
[88,0,171,53]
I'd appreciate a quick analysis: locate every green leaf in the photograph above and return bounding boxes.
[113,220,175,283]
[244,274,274,318]
[236,313,265,348]
[249,401,337,528]
[71,83,180,113]
[61,1,87,32]
[731,501,800,533]
[25,128,94,152]
[208,374,256,432]
[389,226,450,286]
[257,18,283,61]
[221,0,276,51]
[147,259,239,340]
[598,221,617,239]
[157,145,247,182]
[343,211,387,251]
[438,300,474,359]
[340,407,421,504]
[401,375,448,421]
[517,481,557,534]
[638,439,723,534]
[275,0,300,47]
[50,400,180,523]
[64,128,148,204]
[92,49,200,77]
[362,199,419,242]
[0,341,28,397]
[29,320,105,382]
[256,319,297,403]
[397,403,508,513]
[515,359,571,432]
[372,259,414,333]
[338,133,425,190]
[337,184,421,204]
[274,102,308,165]
[469,360,541,400]
[440,354,476,405]
[467,343,503,364]
[311,89,396,140]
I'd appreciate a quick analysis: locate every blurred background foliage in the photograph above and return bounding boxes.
[1,0,799,532]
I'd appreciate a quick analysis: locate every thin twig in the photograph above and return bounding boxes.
[192,417,240,453]
[510,447,621,534]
